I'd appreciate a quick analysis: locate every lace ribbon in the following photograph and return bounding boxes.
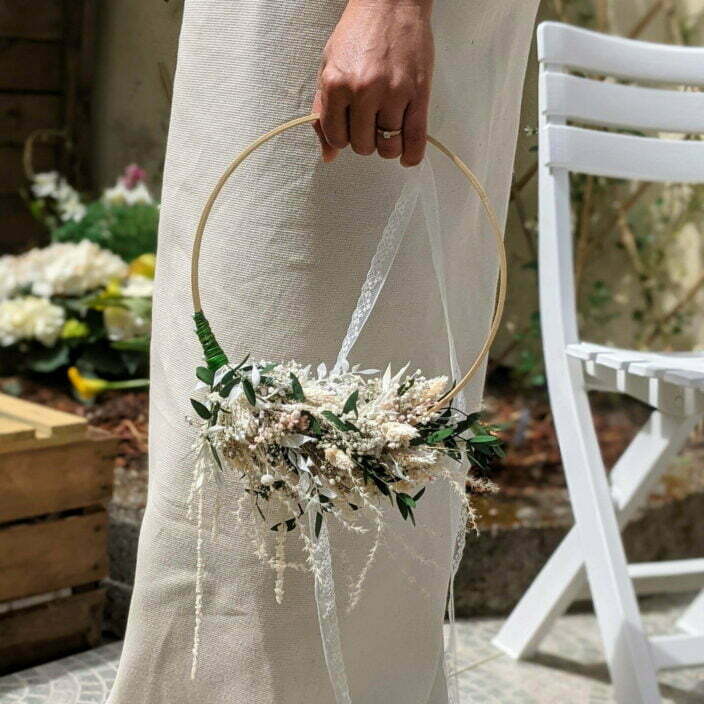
[314,158,469,704]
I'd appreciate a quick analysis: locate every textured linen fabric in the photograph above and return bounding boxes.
[107,2,539,703]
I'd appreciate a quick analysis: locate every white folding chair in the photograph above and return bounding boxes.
[492,22,704,703]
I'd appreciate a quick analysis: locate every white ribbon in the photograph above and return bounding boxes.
[316,157,469,703]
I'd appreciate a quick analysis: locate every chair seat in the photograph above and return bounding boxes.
[566,342,704,391]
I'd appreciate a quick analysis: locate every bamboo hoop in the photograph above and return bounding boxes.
[22,128,72,181]
[191,113,507,411]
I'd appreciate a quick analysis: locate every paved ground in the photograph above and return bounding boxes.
[453,593,704,703]
[0,594,702,703]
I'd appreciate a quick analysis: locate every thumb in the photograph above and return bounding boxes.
[312,90,340,163]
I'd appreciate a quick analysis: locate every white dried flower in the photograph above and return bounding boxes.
[0,296,65,346]
[324,447,355,472]
[380,421,419,445]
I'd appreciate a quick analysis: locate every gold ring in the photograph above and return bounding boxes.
[376,127,402,139]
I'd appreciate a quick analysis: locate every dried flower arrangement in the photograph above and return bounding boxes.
[189,353,502,603]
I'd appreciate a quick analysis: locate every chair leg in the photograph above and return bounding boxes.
[677,590,704,635]
[493,411,697,660]
[542,359,661,702]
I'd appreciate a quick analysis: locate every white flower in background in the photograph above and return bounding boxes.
[30,240,127,297]
[1,241,127,299]
[0,296,65,346]
[32,172,87,223]
[31,171,61,199]
[103,307,151,342]
[121,275,153,298]
[0,255,19,300]
[103,180,153,207]
[57,194,87,223]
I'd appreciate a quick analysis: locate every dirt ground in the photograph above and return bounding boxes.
[3,373,702,524]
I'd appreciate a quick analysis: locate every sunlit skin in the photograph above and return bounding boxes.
[312,0,434,166]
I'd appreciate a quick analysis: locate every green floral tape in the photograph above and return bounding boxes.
[193,311,228,371]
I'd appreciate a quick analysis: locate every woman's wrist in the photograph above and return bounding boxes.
[346,0,433,17]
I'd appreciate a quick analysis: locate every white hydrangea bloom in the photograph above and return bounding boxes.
[9,240,128,298]
[0,296,65,346]
[0,255,19,300]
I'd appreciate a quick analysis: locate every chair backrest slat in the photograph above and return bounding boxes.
[544,125,704,183]
[538,21,704,84]
[537,21,704,352]
[542,72,704,134]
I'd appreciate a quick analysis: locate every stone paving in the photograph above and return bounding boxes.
[0,594,701,703]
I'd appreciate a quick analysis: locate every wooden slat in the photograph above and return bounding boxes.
[0,143,56,193]
[0,393,87,448]
[0,589,103,675]
[0,0,63,41]
[0,432,116,522]
[0,93,62,141]
[538,21,704,85]
[542,72,704,134]
[0,39,62,91]
[0,417,35,446]
[0,193,49,253]
[545,125,704,183]
[0,511,107,601]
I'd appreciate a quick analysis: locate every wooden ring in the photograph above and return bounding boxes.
[191,113,507,411]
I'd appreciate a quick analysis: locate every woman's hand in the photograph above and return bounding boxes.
[312,0,434,167]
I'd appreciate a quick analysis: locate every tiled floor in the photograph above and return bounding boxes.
[0,594,702,703]
[453,594,704,703]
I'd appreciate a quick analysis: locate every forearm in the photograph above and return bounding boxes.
[346,0,433,11]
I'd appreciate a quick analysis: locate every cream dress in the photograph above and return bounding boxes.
[107,2,539,702]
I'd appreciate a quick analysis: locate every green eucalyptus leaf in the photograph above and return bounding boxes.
[191,398,211,419]
[343,389,359,417]
[426,427,455,444]
[242,377,257,406]
[470,434,501,445]
[289,373,305,401]
[315,512,323,539]
[196,366,214,386]
[322,410,349,432]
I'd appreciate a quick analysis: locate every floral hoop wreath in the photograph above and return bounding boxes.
[187,114,507,697]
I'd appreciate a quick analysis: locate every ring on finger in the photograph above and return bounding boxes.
[376,126,402,140]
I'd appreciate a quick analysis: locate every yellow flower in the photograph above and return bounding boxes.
[67,366,149,402]
[68,366,107,401]
[103,278,123,297]
[129,253,156,279]
[60,318,89,339]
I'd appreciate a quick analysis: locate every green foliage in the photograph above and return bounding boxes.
[51,201,158,261]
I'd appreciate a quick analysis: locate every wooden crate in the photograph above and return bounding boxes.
[0,393,118,674]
